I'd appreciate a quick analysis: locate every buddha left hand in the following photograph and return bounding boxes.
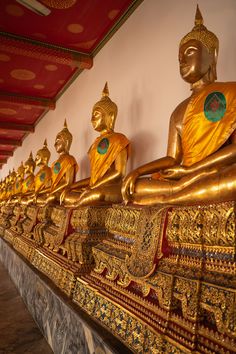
[159,165,190,179]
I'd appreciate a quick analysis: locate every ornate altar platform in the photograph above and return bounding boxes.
[0,237,131,354]
[0,201,235,354]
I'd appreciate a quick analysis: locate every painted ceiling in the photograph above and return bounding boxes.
[0,0,141,168]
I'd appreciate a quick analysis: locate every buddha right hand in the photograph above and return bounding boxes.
[122,170,140,204]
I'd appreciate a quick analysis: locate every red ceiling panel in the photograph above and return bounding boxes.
[0,0,141,168]
[0,145,16,151]
[0,50,76,98]
[0,129,25,139]
[0,0,134,52]
[0,102,45,124]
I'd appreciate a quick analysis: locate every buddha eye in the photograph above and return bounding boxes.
[185,47,197,56]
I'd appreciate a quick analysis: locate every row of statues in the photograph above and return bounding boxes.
[0,83,130,208]
[1,6,236,209]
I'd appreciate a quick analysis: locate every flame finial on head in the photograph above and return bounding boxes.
[195,4,203,26]
[25,151,36,170]
[37,138,51,162]
[180,5,219,55]
[93,82,118,124]
[102,82,109,98]
[17,161,25,176]
[56,119,73,151]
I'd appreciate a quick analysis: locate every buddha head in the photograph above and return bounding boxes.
[54,120,73,154]
[5,174,10,186]
[1,178,6,191]
[24,152,36,175]
[35,139,51,166]
[16,161,25,180]
[5,171,11,188]
[179,5,219,85]
[10,169,16,184]
[92,83,118,133]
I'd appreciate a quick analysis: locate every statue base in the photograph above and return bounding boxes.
[0,204,15,237]
[32,205,111,296]
[1,201,235,353]
[0,237,130,354]
[73,202,236,354]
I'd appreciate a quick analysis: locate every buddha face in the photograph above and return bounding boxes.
[179,39,213,84]
[11,172,16,182]
[54,135,66,154]
[35,151,47,166]
[91,108,108,132]
[91,107,115,133]
[9,173,15,184]
[17,166,24,179]
[24,162,34,174]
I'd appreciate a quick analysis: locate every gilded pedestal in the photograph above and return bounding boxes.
[4,205,26,244]
[0,204,15,237]
[63,206,110,269]
[32,205,111,296]
[73,202,236,354]
[31,205,75,296]
[13,205,39,262]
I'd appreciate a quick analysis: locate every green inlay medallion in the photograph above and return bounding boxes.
[204,91,226,122]
[53,162,61,174]
[97,137,109,155]
[40,172,46,182]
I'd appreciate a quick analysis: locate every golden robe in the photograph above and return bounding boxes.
[88,132,130,187]
[14,178,23,195]
[34,166,52,193]
[51,154,77,191]
[22,174,35,194]
[182,82,236,166]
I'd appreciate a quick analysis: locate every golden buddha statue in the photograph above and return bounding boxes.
[19,152,36,202]
[36,121,77,205]
[62,83,130,207]
[6,169,17,202]
[1,173,11,204]
[0,180,3,203]
[0,177,7,205]
[10,162,25,204]
[22,140,52,205]
[122,6,236,206]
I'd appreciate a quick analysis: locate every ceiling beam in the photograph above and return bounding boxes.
[0,92,55,110]
[0,158,7,164]
[0,32,93,70]
[0,122,34,133]
[0,150,13,157]
[0,139,21,147]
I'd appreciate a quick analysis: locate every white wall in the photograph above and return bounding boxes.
[2,0,236,178]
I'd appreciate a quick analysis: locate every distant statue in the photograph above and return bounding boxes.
[4,163,24,205]
[21,152,36,196]
[22,140,52,205]
[62,83,130,207]
[122,6,236,206]
[36,121,78,206]
[0,170,16,205]
[10,153,35,204]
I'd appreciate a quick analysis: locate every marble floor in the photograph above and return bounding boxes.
[0,261,52,354]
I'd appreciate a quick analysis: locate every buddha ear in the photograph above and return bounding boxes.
[212,48,218,80]
[208,49,217,81]
[214,48,218,63]
[107,112,115,131]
